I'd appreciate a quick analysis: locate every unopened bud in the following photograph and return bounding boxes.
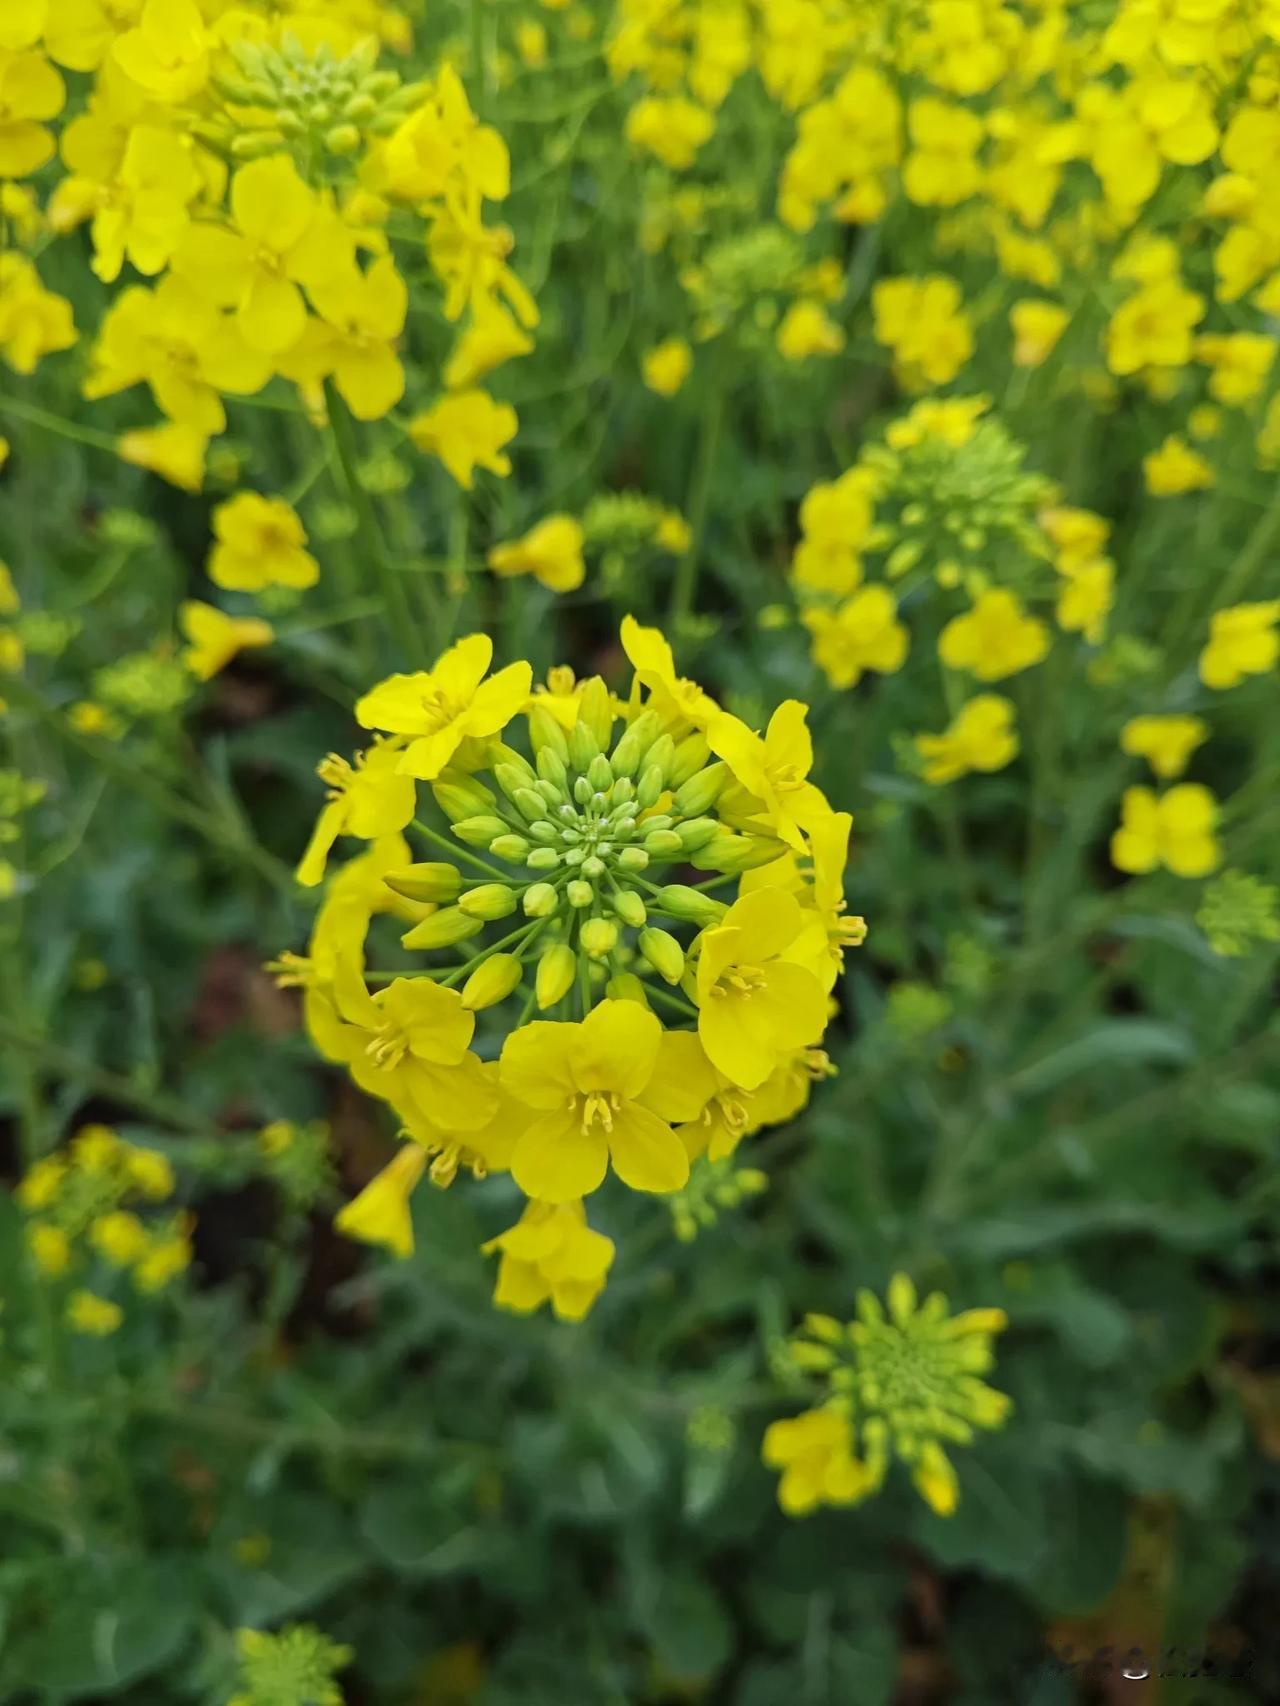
[513,787,550,824]
[636,762,665,809]
[462,953,523,1009]
[325,123,361,155]
[653,884,727,926]
[581,854,605,878]
[452,814,509,847]
[568,719,599,772]
[612,889,647,929]
[692,832,787,873]
[677,816,719,851]
[646,733,676,782]
[527,847,561,870]
[523,881,558,917]
[567,879,593,908]
[494,762,532,802]
[401,907,484,949]
[536,942,576,1009]
[639,927,685,984]
[644,829,684,859]
[529,707,569,762]
[432,775,496,820]
[536,744,568,789]
[610,709,661,777]
[673,762,728,816]
[587,752,613,791]
[668,732,711,788]
[489,833,531,861]
[580,918,619,960]
[617,846,650,871]
[606,972,649,1005]
[459,883,517,920]
[578,676,614,750]
[381,862,462,903]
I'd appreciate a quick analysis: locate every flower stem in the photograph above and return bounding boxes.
[669,362,727,632]
[412,817,510,879]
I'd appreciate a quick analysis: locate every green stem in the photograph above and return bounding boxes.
[325,381,419,663]
[642,979,699,1021]
[0,396,119,454]
[669,363,727,631]
[412,817,511,880]
[438,917,544,986]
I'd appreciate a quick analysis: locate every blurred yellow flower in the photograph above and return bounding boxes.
[179,601,274,681]
[207,493,319,592]
[488,515,585,593]
[408,390,518,488]
[1143,434,1214,495]
[939,588,1049,681]
[484,1199,615,1321]
[1199,601,1280,690]
[642,337,692,396]
[1111,783,1220,877]
[1120,714,1208,780]
[916,695,1018,784]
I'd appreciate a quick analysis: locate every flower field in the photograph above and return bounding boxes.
[1,0,1279,1700]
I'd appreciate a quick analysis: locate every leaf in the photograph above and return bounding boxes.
[635,1568,732,1682]
[1010,1020,1195,1098]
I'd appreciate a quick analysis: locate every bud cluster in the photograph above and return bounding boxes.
[204,36,426,166]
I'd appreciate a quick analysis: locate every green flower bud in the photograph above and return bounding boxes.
[668,732,711,788]
[462,953,523,1010]
[342,91,378,122]
[587,753,613,792]
[494,762,534,803]
[653,884,727,926]
[567,879,594,908]
[489,833,531,862]
[673,761,728,816]
[568,719,599,772]
[524,881,558,917]
[527,847,561,870]
[572,775,594,805]
[325,122,361,154]
[581,854,606,878]
[606,972,649,1005]
[529,708,569,763]
[612,776,636,805]
[535,778,563,808]
[459,883,518,920]
[639,927,685,984]
[639,814,673,833]
[578,676,614,751]
[644,829,684,859]
[677,816,719,851]
[514,787,551,825]
[381,862,463,903]
[612,889,647,929]
[401,908,485,949]
[636,763,665,810]
[692,832,787,873]
[536,942,576,1009]
[610,709,662,777]
[886,540,924,579]
[452,814,510,847]
[536,744,568,788]
[580,917,618,960]
[646,733,676,782]
[617,846,650,871]
[528,820,560,844]
[432,775,496,820]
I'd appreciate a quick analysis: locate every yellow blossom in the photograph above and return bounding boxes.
[762,1406,864,1516]
[207,493,318,593]
[179,602,274,681]
[776,300,845,360]
[1199,601,1280,690]
[939,588,1050,681]
[1111,784,1221,878]
[803,586,908,690]
[335,1145,428,1258]
[625,96,715,169]
[443,297,534,390]
[408,390,518,488]
[484,1199,615,1321]
[1120,715,1208,781]
[296,741,417,887]
[66,1289,123,1335]
[1010,299,1068,367]
[1055,558,1114,644]
[695,889,828,1090]
[354,632,533,781]
[488,515,585,593]
[916,695,1019,784]
[872,275,972,389]
[117,422,207,493]
[642,337,692,396]
[1143,435,1214,495]
[27,1220,71,1275]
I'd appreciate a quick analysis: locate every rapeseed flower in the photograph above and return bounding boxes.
[1111,784,1221,878]
[916,696,1018,784]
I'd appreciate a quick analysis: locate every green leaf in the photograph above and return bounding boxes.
[1010,1020,1195,1097]
[635,1568,732,1682]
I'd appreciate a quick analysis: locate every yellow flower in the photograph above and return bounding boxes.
[902,96,984,207]
[125,1144,173,1199]
[872,274,972,389]
[1105,276,1204,377]
[27,1221,70,1275]
[515,19,548,67]
[939,588,1049,681]
[206,493,318,593]
[85,275,272,435]
[625,96,715,169]
[695,889,828,1091]
[803,587,909,689]
[1040,505,1109,573]
[112,0,208,104]
[296,741,417,886]
[89,1209,148,1265]
[916,695,1018,784]
[1143,434,1213,495]
[776,300,845,360]
[488,515,585,593]
[117,422,207,493]
[1111,784,1220,878]
[1009,299,1068,367]
[179,601,274,681]
[334,1144,427,1258]
[708,700,829,850]
[1055,558,1114,644]
[1120,715,1208,780]
[355,632,533,780]
[0,254,76,373]
[1199,601,1280,690]
[499,1000,695,1201]
[66,1289,123,1335]
[171,155,349,355]
[408,389,518,488]
[1195,332,1274,406]
[642,337,692,396]
[288,255,408,421]
[620,613,722,731]
[761,1406,864,1516]
[654,509,691,553]
[0,47,64,178]
[443,297,534,390]
[483,1199,615,1321]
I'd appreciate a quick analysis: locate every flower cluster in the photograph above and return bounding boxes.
[764,1274,1011,1518]
[17,1123,193,1332]
[229,1623,352,1706]
[287,618,856,1321]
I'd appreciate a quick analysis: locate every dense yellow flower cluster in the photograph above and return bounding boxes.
[17,1123,193,1332]
[1,0,535,496]
[286,618,858,1321]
